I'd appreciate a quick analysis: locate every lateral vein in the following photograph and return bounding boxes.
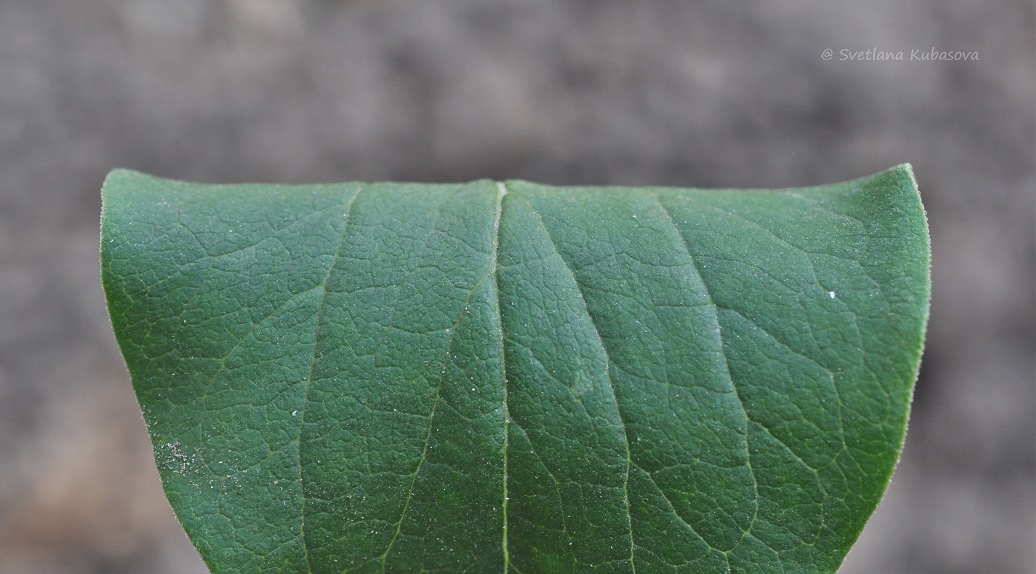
[297,184,365,574]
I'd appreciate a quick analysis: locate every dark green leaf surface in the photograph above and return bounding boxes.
[101,166,929,573]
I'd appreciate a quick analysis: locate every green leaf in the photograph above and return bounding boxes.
[101,165,929,573]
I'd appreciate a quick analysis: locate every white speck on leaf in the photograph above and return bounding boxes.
[164,442,194,475]
[829,291,836,299]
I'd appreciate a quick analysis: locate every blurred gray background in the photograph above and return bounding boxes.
[0,1,1032,572]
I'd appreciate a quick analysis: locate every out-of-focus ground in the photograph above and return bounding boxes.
[0,1,1032,572]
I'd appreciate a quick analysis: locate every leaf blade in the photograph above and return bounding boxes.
[102,165,929,573]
